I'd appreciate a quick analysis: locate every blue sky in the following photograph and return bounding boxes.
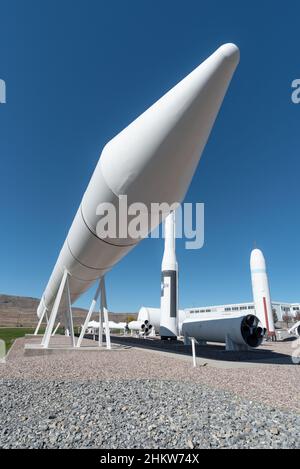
[0,0,299,312]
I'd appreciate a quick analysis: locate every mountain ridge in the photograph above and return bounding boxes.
[0,294,137,327]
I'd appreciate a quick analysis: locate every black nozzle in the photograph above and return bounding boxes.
[241,315,264,348]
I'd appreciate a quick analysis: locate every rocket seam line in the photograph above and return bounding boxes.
[80,205,138,249]
[66,239,112,272]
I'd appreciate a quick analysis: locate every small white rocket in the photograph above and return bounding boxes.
[160,211,178,339]
[250,248,275,338]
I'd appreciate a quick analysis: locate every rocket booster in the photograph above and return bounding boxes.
[37,43,240,319]
[250,249,275,336]
[182,313,265,350]
[160,211,178,339]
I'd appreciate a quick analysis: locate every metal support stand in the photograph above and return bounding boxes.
[77,281,101,348]
[34,307,46,335]
[101,277,111,350]
[191,337,197,368]
[52,322,61,337]
[99,305,103,347]
[77,276,111,349]
[41,271,75,349]
[65,277,75,347]
[184,334,197,367]
[225,335,250,351]
[36,273,111,350]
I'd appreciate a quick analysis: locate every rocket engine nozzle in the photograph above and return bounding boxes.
[140,321,153,337]
[241,315,265,348]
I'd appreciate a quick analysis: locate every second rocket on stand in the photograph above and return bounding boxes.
[250,248,276,338]
[160,211,178,340]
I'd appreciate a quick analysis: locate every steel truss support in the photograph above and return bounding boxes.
[41,271,75,349]
[52,322,61,337]
[77,276,111,349]
[77,281,101,348]
[36,273,111,350]
[34,307,46,336]
[100,276,111,350]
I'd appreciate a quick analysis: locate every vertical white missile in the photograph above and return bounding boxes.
[160,211,178,339]
[250,248,275,337]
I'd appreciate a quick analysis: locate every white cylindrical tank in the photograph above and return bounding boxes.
[128,321,144,331]
[138,306,186,332]
[138,307,161,330]
[160,211,178,339]
[250,249,275,337]
[128,319,154,336]
[181,312,265,348]
[37,44,240,319]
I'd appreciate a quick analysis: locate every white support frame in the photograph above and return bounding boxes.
[184,334,197,368]
[34,307,47,336]
[98,303,103,347]
[41,271,75,349]
[37,272,112,350]
[76,276,111,349]
[52,322,61,337]
[225,334,250,352]
[77,281,102,348]
[65,278,76,347]
[100,277,111,350]
[191,337,197,368]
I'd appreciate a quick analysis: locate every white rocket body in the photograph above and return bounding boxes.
[137,307,264,348]
[160,211,178,339]
[128,321,144,331]
[138,307,186,332]
[37,44,240,319]
[138,307,161,330]
[181,312,265,349]
[250,249,275,336]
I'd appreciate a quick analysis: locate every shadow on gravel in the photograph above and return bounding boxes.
[88,334,295,366]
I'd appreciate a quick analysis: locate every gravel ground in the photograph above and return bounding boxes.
[0,337,299,449]
[0,379,299,449]
[1,337,299,412]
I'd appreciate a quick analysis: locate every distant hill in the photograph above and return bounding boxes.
[0,294,137,328]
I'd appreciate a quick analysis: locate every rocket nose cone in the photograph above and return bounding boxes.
[217,43,240,66]
[99,42,240,211]
[250,249,266,271]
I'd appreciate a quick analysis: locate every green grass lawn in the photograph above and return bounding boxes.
[0,327,43,352]
[0,327,72,354]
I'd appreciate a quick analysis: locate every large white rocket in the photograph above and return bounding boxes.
[37,44,240,321]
